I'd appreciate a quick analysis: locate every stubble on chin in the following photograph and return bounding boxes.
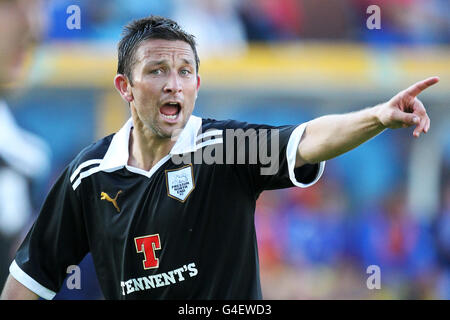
[130,105,177,141]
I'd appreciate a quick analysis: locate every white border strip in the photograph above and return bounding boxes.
[126,154,172,178]
[286,123,325,188]
[72,165,102,190]
[70,159,103,182]
[195,130,223,142]
[195,138,224,150]
[9,260,56,300]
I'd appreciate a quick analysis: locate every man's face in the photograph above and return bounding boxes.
[0,0,44,87]
[128,39,200,139]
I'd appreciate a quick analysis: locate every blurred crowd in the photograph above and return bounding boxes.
[44,0,450,55]
[256,166,450,299]
[0,0,449,300]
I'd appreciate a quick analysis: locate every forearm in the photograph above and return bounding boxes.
[1,274,40,300]
[296,105,386,166]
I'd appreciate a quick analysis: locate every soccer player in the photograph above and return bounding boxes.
[1,15,439,300]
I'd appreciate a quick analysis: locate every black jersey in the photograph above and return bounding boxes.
[10,115,325,300]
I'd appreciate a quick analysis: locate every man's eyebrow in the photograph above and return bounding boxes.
[144,59,168,66]
[143,58,195,68]
[181,58,195,66]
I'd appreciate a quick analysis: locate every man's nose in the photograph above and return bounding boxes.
[163,72,182,93]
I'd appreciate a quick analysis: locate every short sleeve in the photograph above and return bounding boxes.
[285,123,326,188]
[9,165,89,300]
[217,119,325,195]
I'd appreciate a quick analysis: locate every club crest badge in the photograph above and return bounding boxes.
[165,165,195,202]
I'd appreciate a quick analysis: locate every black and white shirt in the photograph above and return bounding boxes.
[10,115,325,300]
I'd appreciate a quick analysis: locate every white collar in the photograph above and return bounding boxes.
[98,115,202,172]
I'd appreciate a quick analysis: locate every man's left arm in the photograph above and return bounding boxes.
[296,76,440,167]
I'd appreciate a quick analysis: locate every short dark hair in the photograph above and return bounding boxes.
[117,15,200,85]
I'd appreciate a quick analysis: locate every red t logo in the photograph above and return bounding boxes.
[134,234,161,270]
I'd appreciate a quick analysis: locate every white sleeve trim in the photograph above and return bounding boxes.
[9,260,56,300]
[286,123,326,188]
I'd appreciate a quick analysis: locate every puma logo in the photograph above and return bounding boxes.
[100,190,122,213]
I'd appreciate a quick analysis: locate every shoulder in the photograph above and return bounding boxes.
[200,118,293,133]
[201,118,261,131]
[67,134,114,180]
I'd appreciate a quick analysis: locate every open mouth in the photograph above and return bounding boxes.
[159,102,181,121]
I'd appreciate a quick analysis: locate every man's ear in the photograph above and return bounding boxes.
[114,74,134,103]
[196,74,201,91]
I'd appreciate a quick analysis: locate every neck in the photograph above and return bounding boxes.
[128,119,175,172]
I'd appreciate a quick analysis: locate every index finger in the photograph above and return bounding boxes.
[404,76,440,97]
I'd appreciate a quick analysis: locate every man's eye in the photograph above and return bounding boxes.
[180,69,191,76]
[150,69,163,75]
